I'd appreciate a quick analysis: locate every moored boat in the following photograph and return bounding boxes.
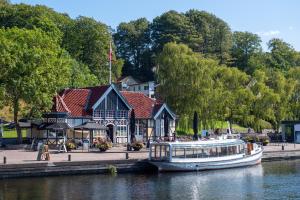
[149,137,263,172]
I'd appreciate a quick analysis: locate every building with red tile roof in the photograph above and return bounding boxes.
[40,84,176,144]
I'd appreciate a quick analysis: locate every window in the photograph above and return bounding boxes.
[108,110,115,118]
[117,110,128,118]
[117,125,127,137]
[93,130,106,137]
[150,144,170,161]
[144,85,149,90]
[94,110,105,118]
[136,120,146,136]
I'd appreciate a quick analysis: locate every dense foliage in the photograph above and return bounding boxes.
[0,1,299,137]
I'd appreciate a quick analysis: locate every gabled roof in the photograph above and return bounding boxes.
[121,91,156,119]
[91,84,131,110]
[53,88,91,117]
[85,85,110,110]
[153,103,176,120]
[52,84,176,119]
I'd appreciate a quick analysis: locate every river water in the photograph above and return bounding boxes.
[1,160,300,200]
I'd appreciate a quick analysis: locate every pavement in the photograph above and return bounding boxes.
[0,146,148,165]
[1,143,300,165]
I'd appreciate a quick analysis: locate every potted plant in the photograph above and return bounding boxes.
[96,138,112,152]
[66,142,76,152]
[262,139,269,146]
[131,141,143,151]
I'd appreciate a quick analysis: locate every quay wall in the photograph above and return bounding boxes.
[1,151,300,179]
[0,159,155,179]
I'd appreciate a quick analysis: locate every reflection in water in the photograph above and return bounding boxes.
[1,160,300,200]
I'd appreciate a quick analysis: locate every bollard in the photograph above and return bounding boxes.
[68,154,71,162]
[126,152,129,160]
[282,145,284,151]
[3,156,6,164]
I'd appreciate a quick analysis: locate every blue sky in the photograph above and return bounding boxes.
[11,0,300,51]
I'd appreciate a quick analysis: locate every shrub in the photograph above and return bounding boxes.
[131,141,143,151]
[95,138,112,152]
[66,142,76,151]
[108,165,117,175]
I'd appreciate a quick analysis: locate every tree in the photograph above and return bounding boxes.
[0,3,72,42]
[248,70,279,132]
[0,28,74,143]
[193,111,199,140]
[114,18,154,81]
[185,10,232,64]
[151,10,201,54]
[287,67,300,120]
[265,69,296,131]
[0,0,10,5]
[69,61,98,88]
[156,42,220,129]
[63,16,122,84]
[266,38,300,71]
[231,31,262,73]
[214,67,254,131]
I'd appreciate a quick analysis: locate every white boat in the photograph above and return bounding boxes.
[149,137,263,172]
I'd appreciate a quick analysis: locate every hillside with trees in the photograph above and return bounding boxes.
[0,1,299,140]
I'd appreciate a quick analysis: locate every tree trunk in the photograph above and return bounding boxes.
[13,99,22,144]
[229,120,233,134]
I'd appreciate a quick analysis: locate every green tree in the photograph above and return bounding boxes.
[151,10,201,54]
[265,69,296,131]
[287,67,300,120]
[266,38,300,70]
[248,70,279,131]
[63,16,122,84]
[214,67,254,130]
[0,3,72,42]
[231,31,262,73]
[114,18,153,81]
[185,9,232,64]
[0,28,74,143]
[69,61,98,88]
[156,42,221,129]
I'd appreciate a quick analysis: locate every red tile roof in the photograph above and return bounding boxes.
[121,91,161,119]
[52,85,167,119]
[84,85,109,110]
[52,85,110,117]
[53,89,91,117]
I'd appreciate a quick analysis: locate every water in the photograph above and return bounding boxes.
[1,160,300,200]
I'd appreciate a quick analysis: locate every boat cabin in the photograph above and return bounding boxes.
[149,140,247,162]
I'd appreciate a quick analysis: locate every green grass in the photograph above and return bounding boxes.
[176,121,248,136]
[1,128,27,138]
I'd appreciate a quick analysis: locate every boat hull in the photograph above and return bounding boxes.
[150,150,262,172]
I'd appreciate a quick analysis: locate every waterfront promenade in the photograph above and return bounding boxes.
[1,143,300,179]
[1,143,300,165]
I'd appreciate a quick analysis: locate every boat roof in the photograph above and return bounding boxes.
[151,139,244,148]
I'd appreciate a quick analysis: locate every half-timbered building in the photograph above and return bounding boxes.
[31,84,176,144]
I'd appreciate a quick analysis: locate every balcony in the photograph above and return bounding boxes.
[93,110,128,119]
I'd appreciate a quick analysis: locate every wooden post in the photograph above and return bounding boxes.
[126,152,129,159]
[68,154,71,161]
[3,156,6,164]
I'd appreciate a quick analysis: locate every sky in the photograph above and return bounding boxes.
[11,0,300,51]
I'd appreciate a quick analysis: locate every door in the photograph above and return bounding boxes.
[296,132,300,143]
[106,124,114,142]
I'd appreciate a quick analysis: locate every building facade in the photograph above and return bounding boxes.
[117,76,156,99]
[31,84,176,144]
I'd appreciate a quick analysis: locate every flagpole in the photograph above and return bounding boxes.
[109,41,112,85]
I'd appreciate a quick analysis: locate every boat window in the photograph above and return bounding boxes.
[150,144,170,161]
[171,144,244,159]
